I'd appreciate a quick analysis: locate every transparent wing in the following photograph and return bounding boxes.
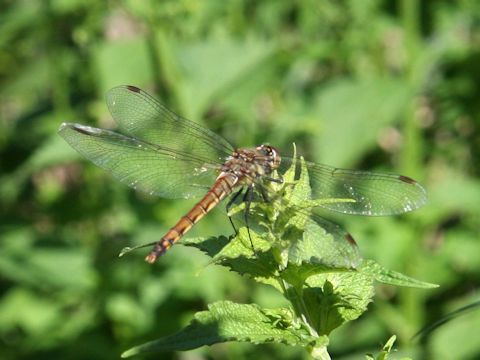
[59,123,221,199]
[279,157,427,216]
[106,85,234,164]
[291,212,362,269]
[229,183,362,269]
[59,85,235,199]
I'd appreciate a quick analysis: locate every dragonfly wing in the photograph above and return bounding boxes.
[233,181,362,269]
[59,123,218,199]
[280,157,427,216]
[306,213,362,269]
[106,85,234,164]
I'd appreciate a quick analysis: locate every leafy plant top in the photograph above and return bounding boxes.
[122,149,437,359]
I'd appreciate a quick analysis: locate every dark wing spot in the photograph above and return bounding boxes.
[126,85,141,93]
[73,125,94,136]
[344,233,357,246]
[399,175,417,185]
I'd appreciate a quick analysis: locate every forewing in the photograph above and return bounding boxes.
[280,158,427,216]
[106,85,234,164]
[59,123,218,199]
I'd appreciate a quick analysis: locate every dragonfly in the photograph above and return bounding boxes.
[59,85,427,263]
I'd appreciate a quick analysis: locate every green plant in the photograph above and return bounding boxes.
[121,151,436,359]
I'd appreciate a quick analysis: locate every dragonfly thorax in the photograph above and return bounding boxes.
[222,145,281,184]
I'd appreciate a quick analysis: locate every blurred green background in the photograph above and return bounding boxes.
[1,1,480,359]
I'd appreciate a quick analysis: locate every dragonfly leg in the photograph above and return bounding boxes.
[258,175,283,203]
[226,187,244,235]
[264,176,284,184]
[259,184,270,203]
[243,185,256,255]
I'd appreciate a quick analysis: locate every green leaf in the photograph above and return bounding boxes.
[287,155,312,205]
[281,144,298,184]
[358,260,439,288]
[287,218,362,270]
[184,231,283,291]
[0,234,96,291]
[121,301,317,357]
[429,295,480,360]
[0,134,76,204]
[365,335,411,360]
[174,36,276,119]
[313,77,411,166]
[95,38,153,93]
[0,288,61,336]
[303,271,374,334]
[181,235,231,258]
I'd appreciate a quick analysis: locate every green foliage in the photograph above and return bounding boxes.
[365,335,411,360]
[122,301,322,356]
[2,1,480,359]
[124,155,435,358]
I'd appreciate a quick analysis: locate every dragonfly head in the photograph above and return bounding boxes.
[257,144,281,171]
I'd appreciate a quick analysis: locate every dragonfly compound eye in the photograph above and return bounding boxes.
[256,145,281,170]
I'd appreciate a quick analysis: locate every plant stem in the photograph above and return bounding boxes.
[310,345,332,360]
[279,278,319,337]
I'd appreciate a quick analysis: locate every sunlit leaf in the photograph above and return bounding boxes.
[122,301,318,357]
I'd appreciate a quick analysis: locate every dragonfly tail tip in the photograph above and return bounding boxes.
[145,253,158,264]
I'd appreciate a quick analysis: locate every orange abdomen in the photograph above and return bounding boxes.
[145,173,238,263]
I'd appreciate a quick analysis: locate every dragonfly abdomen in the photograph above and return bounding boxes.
[145,173,238,263]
